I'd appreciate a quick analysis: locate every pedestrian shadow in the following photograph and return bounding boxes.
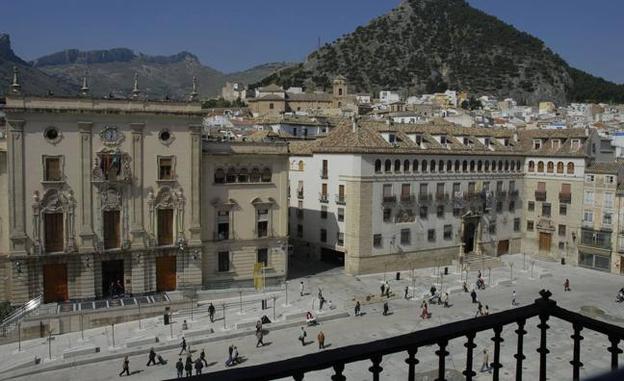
[357,312,367,317]
[303,340,315,346]
[323,343,333,349]
[129,370,144,375]
[205,361,218,368]
[383,312,394,316]
[261,341,272,346]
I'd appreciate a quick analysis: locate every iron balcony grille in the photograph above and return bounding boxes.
[535,190,547,201]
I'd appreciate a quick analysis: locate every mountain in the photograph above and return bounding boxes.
[31,47,291,99]
[252,0,624,105]
[0,34,77,97]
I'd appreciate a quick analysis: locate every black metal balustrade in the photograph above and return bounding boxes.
[181,290,624,381]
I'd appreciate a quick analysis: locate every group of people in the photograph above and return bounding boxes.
[109,280,125,298]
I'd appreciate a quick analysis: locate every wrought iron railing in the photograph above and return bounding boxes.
[186,290,624,381]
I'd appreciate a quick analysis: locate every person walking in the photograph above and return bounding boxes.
[299,281,305,297]
[200,349,208,366]
[256,320,262,333]
[256,329,265,347]
[317,330,325,349]
[299,327,307,346]
[404,286,409,299]
[380,283,386,297]
[354,301,361,317]
[119,356,130,377]
[319,296,326,310]
[421,301,429,319]
[470,288,478,303]
[184,355,193,377]
[512,290,518,306]
[564,278,571,292]
[146,347,157,366]
[179,337,187,355]
[442,292,449,308]
[175,358,184,378]
[383,301,389,316]
[463,281,469,293]
[475,302,483,317]
[208,303,215,323]
[194,358,204,375]
[481,349,491,373]
[385,284,391,298]
[484,305,490,316]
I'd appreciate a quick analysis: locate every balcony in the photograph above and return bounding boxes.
[559,192,572,204]
[203,290,624,381]
[435,192,449,202]
[496,190,507,199]
[418,193,433,203]
[535,190,547,202]
[297,190,304,199]
[214,230,230,241]
[509,189,519,198]
[320,169,328,179]
[580,229,612,250]
[382,194,397,204]
[335,194,346,205]
[400,194,415,204]
[319,193,329,203]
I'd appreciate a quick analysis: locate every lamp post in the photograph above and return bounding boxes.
[239,290,243,314]
[284,281,289,306]
[510,263,514,281]
[523,252,526,271]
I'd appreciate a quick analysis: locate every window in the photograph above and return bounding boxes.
[401,184,411,201]
[261,168,272,182]
[558,225,566,237]
[453,208,461,217]
[321,206,328,219]
[436,183,445,198]
[427,229,436,242]
[103,210,120,249]
[604,193,614,209]
[528,161,535,172]
[527,220,534,231]
[389,134,396,144]
[583,210,593,223]
[385,160,392,172]
[437,205,444,218]
[321,160,328,178]
[44,212,64,252]
[419,183,428,197]
[528,201,535,212]
[547,162,554,173]
[269,103,274,110]
[558,242,565,251]
[297,181,304,199]
[422,160,428,172]
[468,182,476,194]
[559,204,567,216]
[214,168,225,183]
[603,212,613,226]
[297,224,303,238]
[218,251,230,272]
[453,183,461,195]
[496,181,503,193]
[496,201,503,213]
[44,156,62,181]
[257,249,268,267]
[557,162,564,174]
[394,159,401,172]
[373,234,382,248]
[509,200,515,212]
[606,175,615,184]
[238,168,249,183]
[257,209,269,238]
[403,160,410,172]
[552,139,561,150]
[250,168,261,182]
[337,208,344,222]
[584,191,594,205]
[374,159,382,173]
[383,184,393,201]
[320,229,327,242]
[419,206,428,219]
[533,139,542,149]
[567,162,575,175]
[157,209,174,245]
[400,229,411,245]
[443,225,452,240]
[337,232,344,246]
[542,203,551,218]
[537,161,544,172]
[509,180,516,193]
[585,174,595,182]
[489,223,496,234]
[514,218,520,232]
[430,160,436,173]
[158,157,174,180]
[44,126,60,142]
[383,208,392,222]
[413,160,419,172]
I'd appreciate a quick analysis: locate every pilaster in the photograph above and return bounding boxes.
[130,123,146,247]
[189,124,202,244]
[7,119,27,254]
[78,121,96,250]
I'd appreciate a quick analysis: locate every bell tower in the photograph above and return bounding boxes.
[332,75,347,98]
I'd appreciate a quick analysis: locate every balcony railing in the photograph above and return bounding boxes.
[319,193,329,203]
[418,193,433,203]
[535,190,547,201]
[382,195,397,204]
[195,290,624,381]
[320,169,328,179]
[400,194,415,203]
[496,190,507,199]
[297,190,304,199]
[509,189,519,198]
[435,192,449,202]
[335,194,346,205]
[559,192,572,204]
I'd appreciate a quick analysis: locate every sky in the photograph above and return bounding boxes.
[3,0,623,83]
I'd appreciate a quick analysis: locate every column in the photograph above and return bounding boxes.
[130,123,146,247]
[78,122,96,250]
[189,124,202,244]
[7,119,27,254]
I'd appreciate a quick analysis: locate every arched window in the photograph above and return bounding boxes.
[504,161,509,171]
[413,160,419,172]
[470,160,475,172]
[528,161,535,172]
[250,168,261,182]
[498,160,503,171]
[226,167,237,183]
[422,160,428,172]
[430,160,436,173]
[557,162,564,174]
[462,160,468,172]
[567,162,575,174]
[491,161,497,172]
[374,159,382,173]
[511,161,516,171]
[214,168,225,184]
[517,161,521,172]
[547,161,554,173]
[477,160,483,172]
[238,168,249,182]
[384,160,392,172]
[298,160,305,171]
[447,160,453,172]
[394,159,401,172]
[439,160,444,172]
[455,160,460,172]
[485,161,490,172]
[537,161,544,173]
[261,168,272,182]
[404,160,410,172]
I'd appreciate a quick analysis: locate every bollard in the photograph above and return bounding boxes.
[80,312,84,340]
[272,296,276,321]
[239,290,243,314]
[222,304,226,329]
[112,323,115,347]
[18,322,21,352]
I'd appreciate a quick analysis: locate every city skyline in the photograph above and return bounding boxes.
[3,0,623,83]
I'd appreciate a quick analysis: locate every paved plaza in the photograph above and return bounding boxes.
[1,254,623,381]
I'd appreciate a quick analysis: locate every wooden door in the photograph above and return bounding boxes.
[103,211,120,249]
[497,240,510,256]
[539,232,552,252]
[43,263,68,303]
[156,256,176,292]
[44,213,64,253]
[157,209,174,246]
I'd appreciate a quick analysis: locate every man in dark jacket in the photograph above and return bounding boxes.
[146,347,157,366]
[175,357,184,378]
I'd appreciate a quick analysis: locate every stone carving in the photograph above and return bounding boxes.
[99,125,125,146]
[396,209,415,223]
[101,188,122,211]
[91,149,132,183]
[32,188,77,253]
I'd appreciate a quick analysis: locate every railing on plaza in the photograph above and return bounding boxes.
[186,290,624,381]
[0,294,42,337]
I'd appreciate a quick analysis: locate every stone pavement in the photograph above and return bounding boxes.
[1,253,623,380]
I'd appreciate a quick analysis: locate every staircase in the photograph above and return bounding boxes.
[0,295,42,337]
[463,253,504,271]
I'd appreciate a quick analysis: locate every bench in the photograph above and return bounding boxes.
[63,345,101,359]
[126,336,159,348]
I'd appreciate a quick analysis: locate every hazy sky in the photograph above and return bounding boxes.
[4,0,623,83]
